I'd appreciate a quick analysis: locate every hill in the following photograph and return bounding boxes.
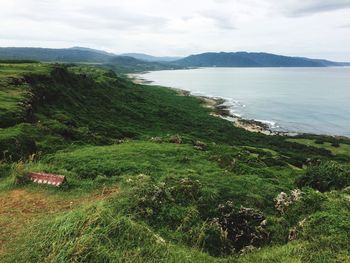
[0,47,113,63]
[2,48,349,71]
[121,53,182,62]
[0,62,349,262]
[0,47,179,73]
[101,55,181,73]
[173,52,349,67]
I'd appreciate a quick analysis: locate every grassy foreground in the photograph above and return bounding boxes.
[0,62,349,262]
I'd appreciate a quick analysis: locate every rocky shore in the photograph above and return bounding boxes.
[128,74,288,136]
[195,95,289,135]
[127,73,153,84]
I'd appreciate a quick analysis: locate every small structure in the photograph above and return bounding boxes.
[28,172,66,187]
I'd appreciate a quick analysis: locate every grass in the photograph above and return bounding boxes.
[239,189,350,262]
[0,183,119,256]
[287,138,350,157]
[5,201,225,263]
[0,62,349,262]
[0,63,334,162]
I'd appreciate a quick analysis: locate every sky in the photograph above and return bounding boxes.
[0,0,350,61]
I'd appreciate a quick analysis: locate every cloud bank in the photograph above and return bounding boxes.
[0,0,349,60]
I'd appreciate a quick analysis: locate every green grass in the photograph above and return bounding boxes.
[0,63,334,162]
[2,141,296,213]
[5,201,225,263]
[239,189,350,263]
[287,138,350,157]
[1,62,349,262]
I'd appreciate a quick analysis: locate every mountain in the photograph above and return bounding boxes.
[0,47,180,64]
[173,52,349,67]
[0,47,113,63]
[70,46,117,56]
[103,55,182,73]
[121,53,182,62]
[0,47,179,73]
[1,48,348,69]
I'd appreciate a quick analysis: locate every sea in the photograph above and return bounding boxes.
[141,67,350,137]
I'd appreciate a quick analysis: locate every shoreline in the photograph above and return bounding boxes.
[127,74,348,138]
[128,74,286,135]
[196,95,290,136]
[127,73,153,84]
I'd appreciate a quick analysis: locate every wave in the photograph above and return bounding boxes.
[256,120,279,129]
[220,98,281,130]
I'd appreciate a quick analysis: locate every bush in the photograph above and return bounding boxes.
[11,161,30,185]
[297,161,350,192]
[129,177,271,257]
[283,189,326,226]
[314,139,324,144]
[274,189,303,214]
[204,201,268,256]
[331,142,340,148]
[131,176,203,226]
[0,162,11,178]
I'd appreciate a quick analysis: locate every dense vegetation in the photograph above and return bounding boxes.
[1,47,350,70]
[0,47,179,73]
[0,62,349,262]
[121,53,182,62]
[173,51,349,67]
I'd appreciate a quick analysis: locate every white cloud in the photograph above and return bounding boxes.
[0,0,349,60]
[278,0,350,17]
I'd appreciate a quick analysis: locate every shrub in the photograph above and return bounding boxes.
[283,189,326,226]
[197,220,228,256]
[314,139,324,144]
[11,161,30,185]
[0,162,11,178]
[262,157,287,167]
[168,135,182,144]
[331,142,340,148]
[297,161,350,192]
[274,189,303,214]
[132,176,203,225]
[204,201,268,256]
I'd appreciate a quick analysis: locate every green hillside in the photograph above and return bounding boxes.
[173,52,348,67]
[0,47,180,73]
[0,62,349,262]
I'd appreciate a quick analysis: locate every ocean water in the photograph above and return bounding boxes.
[142,67,350,137]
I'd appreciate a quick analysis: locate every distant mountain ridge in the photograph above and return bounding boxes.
[0,47,114,63]
[0,47,181,63]
[70,46,117,56]
[0,47,348,68]
[121,53,182,62]
[0,47,180,73]
[173,52,350,67]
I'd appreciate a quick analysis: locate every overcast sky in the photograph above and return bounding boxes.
[0,0,350,61]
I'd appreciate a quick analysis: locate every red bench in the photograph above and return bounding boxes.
[28,172,66,187]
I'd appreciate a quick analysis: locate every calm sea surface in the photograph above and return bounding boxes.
[142,67,350,136]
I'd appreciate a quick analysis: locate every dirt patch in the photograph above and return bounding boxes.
[0,185,119,255]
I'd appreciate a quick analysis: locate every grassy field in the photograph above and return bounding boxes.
[0,62,349,262]
[287,138,350,157]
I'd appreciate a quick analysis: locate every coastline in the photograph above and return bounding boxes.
[128,73,349,139]
[127,73,153,84]
[196,95,289,136]
[128,73,288,136]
